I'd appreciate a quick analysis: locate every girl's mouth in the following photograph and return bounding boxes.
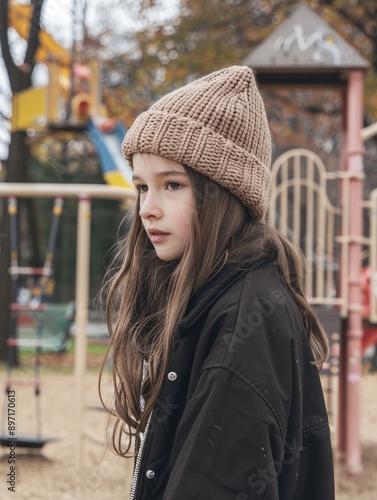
[150,234,169,243]
[148,228,170,243]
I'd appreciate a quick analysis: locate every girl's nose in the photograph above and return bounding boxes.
[139,192,163,220]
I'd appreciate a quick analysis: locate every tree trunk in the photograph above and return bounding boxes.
[0,0,45,362]
[0,130,42,362]
[0,201,11,362]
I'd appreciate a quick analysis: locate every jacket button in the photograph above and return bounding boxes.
[146,469,155,480]
[167,371,177,381]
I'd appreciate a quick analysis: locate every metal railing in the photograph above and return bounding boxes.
[269,148,346,314]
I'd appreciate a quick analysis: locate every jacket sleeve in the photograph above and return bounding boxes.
[163,365,285,500]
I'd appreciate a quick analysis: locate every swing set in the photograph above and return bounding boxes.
[0,183,135,461]
[0,196,67,448]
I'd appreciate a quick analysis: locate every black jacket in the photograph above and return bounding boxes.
[132,260,335,500]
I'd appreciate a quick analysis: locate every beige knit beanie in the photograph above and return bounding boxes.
[122,65,272,219]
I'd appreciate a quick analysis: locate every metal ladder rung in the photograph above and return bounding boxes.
[9,303,45,312]
[6,338,56,349]
[5,378,41,388]
[8,266,52,276]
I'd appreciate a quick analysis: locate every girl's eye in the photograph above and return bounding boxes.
[166,182,182,191]
[136,184,148,193]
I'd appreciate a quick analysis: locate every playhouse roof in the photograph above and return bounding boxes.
[244,5,369,85]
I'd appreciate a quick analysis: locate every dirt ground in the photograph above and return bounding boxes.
[0,353,376,499]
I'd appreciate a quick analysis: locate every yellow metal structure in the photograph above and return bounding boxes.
[103,171,130,188]
[9,2,72,131]
[9,2,71,65]
[11,87,46,131]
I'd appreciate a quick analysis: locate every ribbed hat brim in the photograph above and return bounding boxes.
[123,110,271,219]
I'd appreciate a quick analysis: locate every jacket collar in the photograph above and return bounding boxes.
[177,259,267,335]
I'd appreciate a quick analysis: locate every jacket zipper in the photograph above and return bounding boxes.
[129,409,153,500]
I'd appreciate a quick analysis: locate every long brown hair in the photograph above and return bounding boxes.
[99,166,328,456]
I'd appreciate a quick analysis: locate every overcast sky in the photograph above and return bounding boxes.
[0,0,180,161]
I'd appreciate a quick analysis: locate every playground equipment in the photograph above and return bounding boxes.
[8,2,71,66]
[246,4,372,474]
[0,183,135,466]
[9,1,132,188]
[269,145,377,470]
[87,118,133,189]
[0,197,64,448]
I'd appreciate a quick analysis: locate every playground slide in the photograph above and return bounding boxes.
[87,119,133,189]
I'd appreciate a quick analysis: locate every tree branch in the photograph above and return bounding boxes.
[0,82,12,101]
[0,0,17,75]
[0,110,10,121]
[24,0,45,69]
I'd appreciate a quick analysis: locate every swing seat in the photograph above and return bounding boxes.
[0,434,59,449]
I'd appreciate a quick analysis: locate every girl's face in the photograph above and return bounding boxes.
[132,153,194,261]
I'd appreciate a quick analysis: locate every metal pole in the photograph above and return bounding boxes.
[74,196,91,469]
[361,121,377,142]
[0,183,134,200]
[338,87,348,460]
[344,70,365,475]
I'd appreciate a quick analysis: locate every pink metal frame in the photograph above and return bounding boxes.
[338,70,365,474]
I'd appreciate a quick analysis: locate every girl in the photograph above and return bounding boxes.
[100,66,335,500]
